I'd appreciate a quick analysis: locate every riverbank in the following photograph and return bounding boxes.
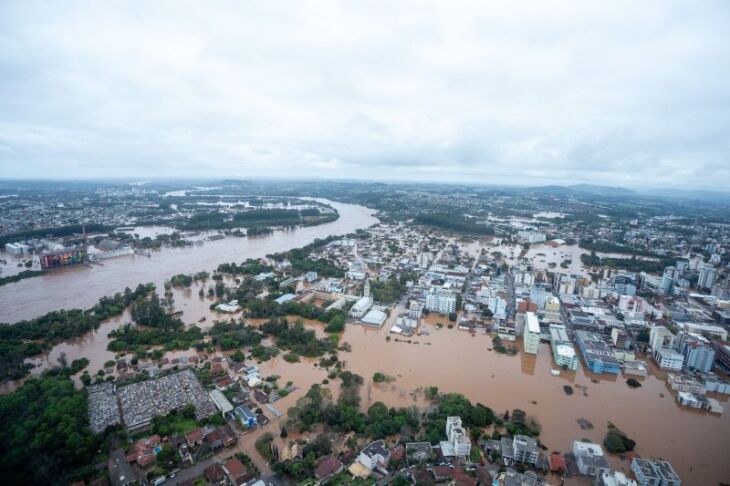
[0,200,377,323]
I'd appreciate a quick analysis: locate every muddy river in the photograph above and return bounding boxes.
[1,203,727,483]
[0,200,377,323]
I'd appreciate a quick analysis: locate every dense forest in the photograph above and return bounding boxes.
[0,372,102,485]
[581,251,673,273]
[415,213,495,235]
[175,208,335,231]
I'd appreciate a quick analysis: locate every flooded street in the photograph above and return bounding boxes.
[2,206,728,484]
[341,321,729,485]
[6,278,729,483]
[476,240,656,277]
[0,200,377,323]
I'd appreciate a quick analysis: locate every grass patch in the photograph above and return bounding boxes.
[255,432,274,461]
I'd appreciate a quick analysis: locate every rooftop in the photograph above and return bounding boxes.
[526,312,540,334]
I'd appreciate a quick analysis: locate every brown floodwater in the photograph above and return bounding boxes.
[339,318,730,485]
[475,240,659,278]
[0,200,377,323]
[3,205,728,483]
[200,310,730,485]
[7,286,729,483]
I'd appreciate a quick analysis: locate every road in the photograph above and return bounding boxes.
[165,458,215,485]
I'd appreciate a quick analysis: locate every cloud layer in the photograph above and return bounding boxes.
[1,1,729,188]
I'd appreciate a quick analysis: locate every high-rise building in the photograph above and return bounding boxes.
[443,417,471,458]
[712,279,730,299]
[529,284,547,309]
[675,260,689,273]
[698,263,718,290]
[523,312,540,354]
[549,324,578,369]
[660,266,674,295]
[677,332,716,373]
[649,326,676,351]
[611,273,637,296]
[425,288,456,314]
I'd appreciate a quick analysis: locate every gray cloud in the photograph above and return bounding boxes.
[0,0,729,189]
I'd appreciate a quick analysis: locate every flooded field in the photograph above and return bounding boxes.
[0,200,377,323]
[473,240,657,278]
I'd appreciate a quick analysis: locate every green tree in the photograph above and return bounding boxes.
[324,314,345,333]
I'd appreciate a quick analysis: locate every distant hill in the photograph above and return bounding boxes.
[642,188,730,203]
[568,184,635,196]
[512,184,634,198]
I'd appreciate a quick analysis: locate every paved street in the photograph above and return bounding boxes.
[165,458,215,485]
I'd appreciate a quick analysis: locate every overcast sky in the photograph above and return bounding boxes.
[1,1,729,188]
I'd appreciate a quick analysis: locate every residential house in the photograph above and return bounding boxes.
[234,404,257,428]
[358,439,390,470]
[573,441,610,477]
[314,456,344,482]
[204,463,227,486]
[223,458,251,486]
[185,428,204,447]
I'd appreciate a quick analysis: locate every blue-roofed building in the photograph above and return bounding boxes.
[234,405,257,428]
[275,293,296,305]
[575,330,620,374]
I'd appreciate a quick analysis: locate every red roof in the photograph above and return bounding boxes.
[185,428,203,444]
[146,434,161,446]
[205,463,226,482]
[314,456,343,480]
[432,466,451,478]
[224,458,248,481]
[137,451,155,467]
[549,453,566,472]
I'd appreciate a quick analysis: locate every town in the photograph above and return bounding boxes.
[3,1,730,484]
[1,181,729,486]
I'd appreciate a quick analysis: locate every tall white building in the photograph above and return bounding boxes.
[660,266,674,295]
[649,326,676,351]
[618,295,646,318]
[425,288,457,314]
[653,348,684,370]
[549,324,578,370]
[441,416,471,458]
[523,312,540,354]
[698,263,718,290]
